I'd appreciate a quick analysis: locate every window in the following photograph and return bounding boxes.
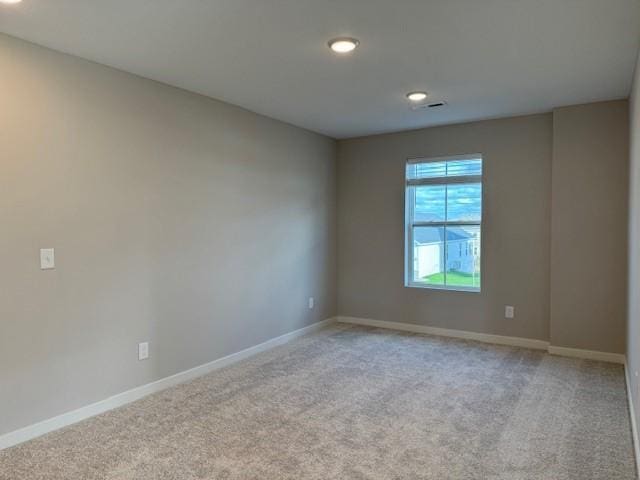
[405,154,482,291]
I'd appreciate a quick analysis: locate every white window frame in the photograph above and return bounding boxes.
[404,153,483,292]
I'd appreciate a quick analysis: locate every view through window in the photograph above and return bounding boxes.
[405,155,482,291]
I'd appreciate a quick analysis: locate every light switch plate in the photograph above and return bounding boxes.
[138,342,149,361]
[40,248,55,270]
[308,297,315,309]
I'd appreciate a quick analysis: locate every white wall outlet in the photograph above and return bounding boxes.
[308,297,315,309]
[40,248,55,270]
[138,342,149,361]
[505,306,515,319]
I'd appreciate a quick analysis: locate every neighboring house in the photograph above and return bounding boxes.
[413,227,479,278]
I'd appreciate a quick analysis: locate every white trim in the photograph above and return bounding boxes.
[406,174,482,186]
[2,317,628,453]
[407,153,483,164]
[405,283,481,293]
[0,318,335,451]
[547,346,625,364]
[337,317,628,366]
[624,362,640,478]
[336,316,549,350]
[404,153,483,294]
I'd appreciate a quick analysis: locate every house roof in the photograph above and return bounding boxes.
[414,212,480,222]
[414,227,474,245]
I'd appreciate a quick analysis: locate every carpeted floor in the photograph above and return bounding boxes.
[0,324,636,479]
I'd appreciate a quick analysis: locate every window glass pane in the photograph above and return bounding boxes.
[446,183,482,222]
[412,226,445,285]
[414,185,446,222]
[445,226,481,289]
[446,158,482,177]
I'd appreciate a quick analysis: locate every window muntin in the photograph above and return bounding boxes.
[405,155,482,291]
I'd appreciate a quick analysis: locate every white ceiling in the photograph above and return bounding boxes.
[1,0,639,139]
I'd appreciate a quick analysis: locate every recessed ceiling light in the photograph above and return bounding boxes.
[0,0,23,4]
[406,91,428,102]
[328,38,359,54]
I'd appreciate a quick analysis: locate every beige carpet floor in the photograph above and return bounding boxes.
[0,324,636,479]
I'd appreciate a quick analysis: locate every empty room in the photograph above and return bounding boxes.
[2,1,640,478]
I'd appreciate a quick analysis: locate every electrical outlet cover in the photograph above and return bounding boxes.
[40,248,55,270]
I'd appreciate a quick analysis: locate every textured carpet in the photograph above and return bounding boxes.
[0,324,636,479]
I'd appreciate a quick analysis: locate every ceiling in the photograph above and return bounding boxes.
[1,0,639,139]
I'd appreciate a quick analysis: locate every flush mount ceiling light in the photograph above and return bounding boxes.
[406,91,428,102]
[328,37,360,54]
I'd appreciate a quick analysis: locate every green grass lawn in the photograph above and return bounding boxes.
[423,271,480,288]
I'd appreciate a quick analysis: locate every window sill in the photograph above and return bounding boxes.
[405,283,481,293]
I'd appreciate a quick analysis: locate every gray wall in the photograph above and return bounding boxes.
[337,102,629,353]
[0,34,336,436]
[551,101,629,353]
[337,114,553,341]
[628,50,640,435]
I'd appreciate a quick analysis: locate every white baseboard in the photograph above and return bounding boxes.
[0,318,334,451]
[1,316,627,453]
[337,316,626,364]
[547,346,625,364]
[336,316,550,350]
[624,363,640,478]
